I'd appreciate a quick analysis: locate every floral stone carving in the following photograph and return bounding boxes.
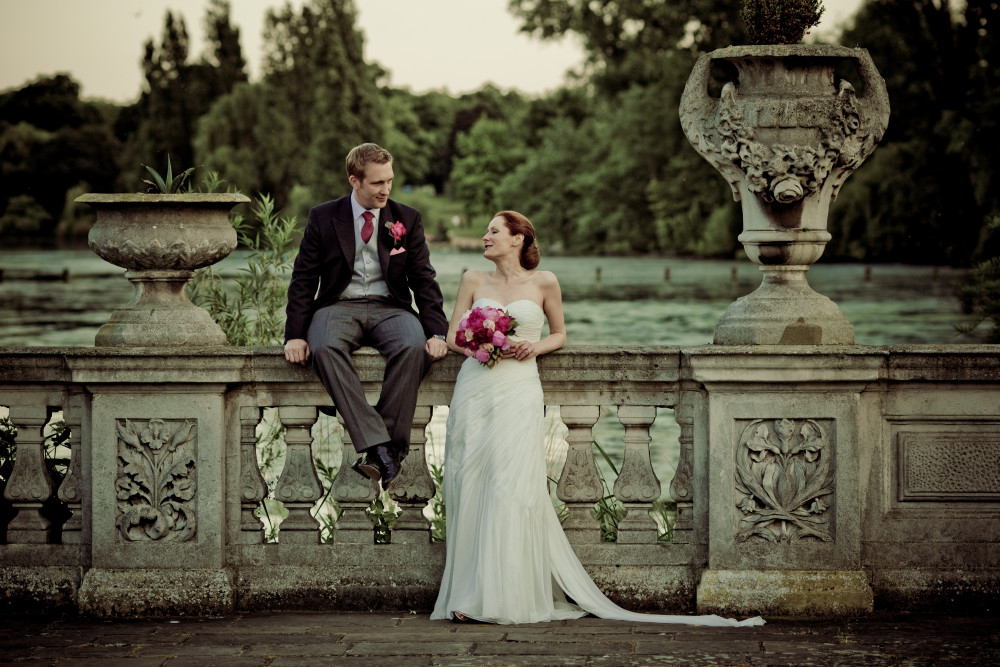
[735,418,833,543]
[115,418,198,542]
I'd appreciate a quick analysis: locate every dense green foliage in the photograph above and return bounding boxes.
[1,0,997,286]
[830,0,1000,266]
[0,75,120,240]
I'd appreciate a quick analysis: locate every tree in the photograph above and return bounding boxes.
[0,75,120,240]
[136,11,196,168]
[496,0,750,255]
[262,0,384,200]
[127,3,247,183]
[495,116,597,250]
[508,0,743,92]
[831,0,998,264]
[451,118,528,219]
[193,82,299,205]
[401,90,460,193]
[203,0,248,94]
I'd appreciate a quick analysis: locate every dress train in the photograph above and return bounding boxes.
[430,298,763,627]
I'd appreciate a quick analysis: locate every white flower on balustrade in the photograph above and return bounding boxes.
[115,418,198,542]
[735,418,834,543]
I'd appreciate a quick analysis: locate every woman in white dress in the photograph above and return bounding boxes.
[430,211,763,627]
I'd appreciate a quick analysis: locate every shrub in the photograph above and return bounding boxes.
[741,0,825,45]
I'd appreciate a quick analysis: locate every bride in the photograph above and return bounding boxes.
[430,210,763,627]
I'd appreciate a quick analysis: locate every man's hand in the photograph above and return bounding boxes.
[425,336,448,361]
[284,338,311,365]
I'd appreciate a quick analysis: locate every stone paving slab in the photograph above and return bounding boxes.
[0,611,997,665]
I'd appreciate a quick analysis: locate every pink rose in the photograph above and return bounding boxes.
[474,349,490,363]
[389,221,406,242]
[492,331,507,348]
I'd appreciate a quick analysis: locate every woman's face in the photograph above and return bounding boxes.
[482,216,522,260]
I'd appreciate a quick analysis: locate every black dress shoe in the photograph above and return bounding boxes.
[350,444,401,488]
[369,443,402,491]
[351,452,380,482]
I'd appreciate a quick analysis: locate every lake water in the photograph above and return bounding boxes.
[0,247,984,347]
[0,247,984,519]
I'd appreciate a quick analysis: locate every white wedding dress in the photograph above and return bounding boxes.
[430,298,764,627]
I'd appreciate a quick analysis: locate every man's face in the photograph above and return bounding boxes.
[350,161,393,210]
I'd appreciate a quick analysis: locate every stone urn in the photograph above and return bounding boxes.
[679,45,890,344]
[76,193,250,346]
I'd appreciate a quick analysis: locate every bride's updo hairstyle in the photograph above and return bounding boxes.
[495,210,540,270]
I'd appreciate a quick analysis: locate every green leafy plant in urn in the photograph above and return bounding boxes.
[76,161,249,346]
[679,1,890,344]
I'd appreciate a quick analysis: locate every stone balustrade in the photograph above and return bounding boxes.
[1,344,999,617]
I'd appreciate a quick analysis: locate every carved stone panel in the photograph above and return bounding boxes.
[115,418,197,542]
[735,418,835,543]
[897,429,1000,502]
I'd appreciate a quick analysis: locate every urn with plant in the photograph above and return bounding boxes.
[679,0,890,344]
[77,159,249,346]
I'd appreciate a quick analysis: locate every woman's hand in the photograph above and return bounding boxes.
[504,340,537,362]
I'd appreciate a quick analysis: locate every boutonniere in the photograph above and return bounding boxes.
[385,220,406,256]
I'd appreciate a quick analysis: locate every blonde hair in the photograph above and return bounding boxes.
[346,143,392,182]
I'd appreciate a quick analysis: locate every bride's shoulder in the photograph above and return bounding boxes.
[531,270,560,289]
[460,269,488,286]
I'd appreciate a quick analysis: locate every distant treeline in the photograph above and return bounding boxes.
[1,0,997,268]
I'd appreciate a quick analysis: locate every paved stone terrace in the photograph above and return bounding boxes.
[2,611,997,666]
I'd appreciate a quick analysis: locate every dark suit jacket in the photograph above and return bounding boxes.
[284,195,449,342]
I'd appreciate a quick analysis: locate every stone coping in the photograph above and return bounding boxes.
[2,345,998,385]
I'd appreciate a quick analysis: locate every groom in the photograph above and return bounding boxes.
[284,143,449,490]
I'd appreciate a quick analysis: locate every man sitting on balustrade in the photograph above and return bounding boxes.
[283,143,449,490]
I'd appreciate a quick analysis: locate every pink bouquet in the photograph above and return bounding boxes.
[455,306,518,368]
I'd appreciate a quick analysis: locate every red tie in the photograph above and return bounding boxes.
[361,211,374,244]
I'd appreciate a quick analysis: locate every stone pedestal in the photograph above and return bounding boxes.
[689,349,879,616]
[714,266,855,345]
[77,379,233,616]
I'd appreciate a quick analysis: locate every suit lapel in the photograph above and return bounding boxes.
[377,205,392,271]
[333,197,356,267]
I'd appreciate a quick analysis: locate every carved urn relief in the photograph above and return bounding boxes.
[76,193,249,346]
[680,45,890,344]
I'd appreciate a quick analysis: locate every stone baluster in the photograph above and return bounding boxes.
[4,402,56,543]
[556,405,603,544]
[56,393,85,543]
[238,406,268,544]
[613,405,661,543]
[273,406,322,544]
[389,405,435,542]
[332,415,378,543]
[669,394,696,545]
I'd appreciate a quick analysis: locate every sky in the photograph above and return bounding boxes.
[0,0,863,104]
